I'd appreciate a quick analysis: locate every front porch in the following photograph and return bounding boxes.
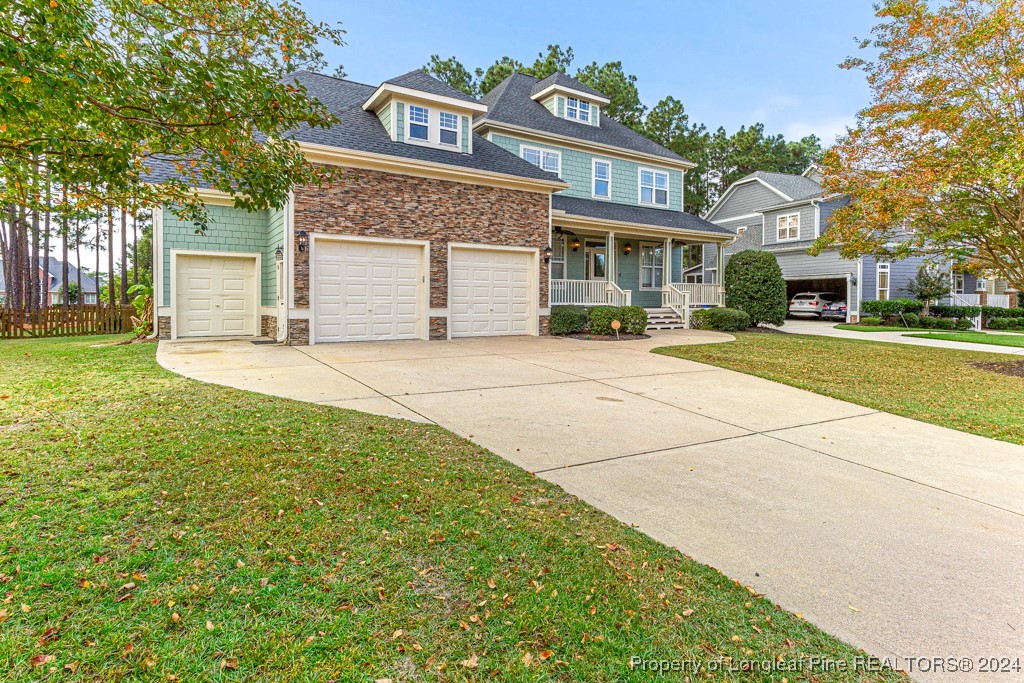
[548,227,727,326]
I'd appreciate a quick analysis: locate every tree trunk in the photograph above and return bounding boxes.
[45,182,53,308]
[120,208,128,304]
[75,216,83,305]
[132,213,139,286]
[29,200,40,311]
[107,206,115,306]
[95,213,101,307]
[60,188,69,309]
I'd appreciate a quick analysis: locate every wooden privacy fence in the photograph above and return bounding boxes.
[0,305,136,339]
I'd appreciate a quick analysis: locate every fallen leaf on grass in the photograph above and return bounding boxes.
[459,654,479,668]
[681,609,694,617]
[36,627,59,647]
[539,650,553,661]
[206,621,215,631]
[220,657,238,670]
[30,654,54,667]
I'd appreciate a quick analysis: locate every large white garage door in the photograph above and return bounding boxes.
[314,240,423,343]
[175,254,257,338]
[450,248,533,338]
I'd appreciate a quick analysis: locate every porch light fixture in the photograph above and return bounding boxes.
[571,236,581,252]
[275,246,284,262]
[543,245,553,263]
[297,230,308,253]
[622,241,632,255]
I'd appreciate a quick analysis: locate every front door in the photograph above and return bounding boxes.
[275,259,288,341]
[586,242,607,281]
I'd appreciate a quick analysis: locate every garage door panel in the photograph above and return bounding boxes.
[175,254,257,338]
[314,240,423,343]
[450,248,533,338]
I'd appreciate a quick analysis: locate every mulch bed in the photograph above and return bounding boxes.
[968,360,1024,379]
[564,332,651,341]
[737,326,788,334]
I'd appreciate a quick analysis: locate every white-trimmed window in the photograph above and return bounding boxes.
[592,159,611,198]
[686,271,706,284]
[737,226,747,236]
[83,293,97,305]
[777,213,799,241]
[639,169,669,206]
[521,146,561,175]
[877,262,890,300]
[953,272,965,295]
[408,105,429,141]
[439,111,459,146]
[550,236,566,280]
[566,97,590,123]
[640,243,664,290]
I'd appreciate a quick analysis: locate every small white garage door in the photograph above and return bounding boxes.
[175,254,258,338]
[314,240,423,343]
[450,248,533,337]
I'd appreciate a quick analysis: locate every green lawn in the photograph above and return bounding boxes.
[0,337,904,682]
[904,331,1024,348]
[834,324,938,333]
[658,333,1024,445]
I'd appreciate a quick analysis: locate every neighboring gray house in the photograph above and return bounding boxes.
[0,257,100,306]
[701,165,946,322]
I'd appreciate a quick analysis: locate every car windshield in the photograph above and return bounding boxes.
[793,294,816,300]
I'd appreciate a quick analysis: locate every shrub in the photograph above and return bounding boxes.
[988,317,1024,330]
[954,317,974,331]
[618,306,648,335]
[982,306,1024,319]
[588,306,620,336]
[690,307,750,332]
[918,315,937,328]
[901,312,920,327]
[860,316,883,326]
[549,306,589,335]
[933,317,957,330]
[723,250,787,326]
[861,298,925,317]
[931,303,981,319]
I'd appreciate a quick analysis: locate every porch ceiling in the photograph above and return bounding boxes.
[551,195,734,244]
[552,211,733,244]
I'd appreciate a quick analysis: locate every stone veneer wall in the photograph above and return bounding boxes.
[291,166,551,341]
[157,316,171,340]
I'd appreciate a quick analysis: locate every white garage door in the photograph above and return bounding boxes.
[175,254,258,338]
[450,248,533,337]
[314,240,423,343]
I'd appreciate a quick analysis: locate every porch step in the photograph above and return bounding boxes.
[644,307,686,331]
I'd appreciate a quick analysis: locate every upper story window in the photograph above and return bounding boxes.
[592,160,611,198]
[639,169,669,206]
[439,111,459,146]
[737,226,747,236]
[877,262,891,300]
[521,145,561,175]
[408,105,429,141]
[566,97,590,123]
[777,213,800,241]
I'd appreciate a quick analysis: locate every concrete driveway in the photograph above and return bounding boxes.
[783,318,1024,355]
[158,332,1024,681]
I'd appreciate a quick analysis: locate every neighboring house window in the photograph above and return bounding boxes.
[439,111,459,146]
[777,213,799,241]
[953,272,965,294]
[408,105,429,141]
[521,146,560,175]
[877,262,890,300]
[681,244,703,271]
[736,226,747,236]
[639,169,669,206]
[550,236,566,280]
[592,160,611,198]
[566,97,590,123]
[640,243,664,289]
[83,293,97,304]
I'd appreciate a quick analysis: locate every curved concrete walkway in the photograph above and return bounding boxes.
[782,318,1024,355]
[158,331,1024,681]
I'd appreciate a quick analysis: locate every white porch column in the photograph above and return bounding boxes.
[716,242,726,304]
[606,232,615,283]
[664,238,673,286]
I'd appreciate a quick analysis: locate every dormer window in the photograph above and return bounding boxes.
[439,112,459,146]
[408,105,429,141]
[566,97,590,123]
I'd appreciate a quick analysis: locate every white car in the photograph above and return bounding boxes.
[788,292,841,319]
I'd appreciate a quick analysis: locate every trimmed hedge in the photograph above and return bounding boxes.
[860,316,883,326]
[588,306,619,335]
[931,303,981,319]
[690,307,751,332]
[861,298,924,316]
[549,305,589,335]
[618,306,649,335]
[723,250,787,326]
[987,317,1024,330]
[983,306,1024,319]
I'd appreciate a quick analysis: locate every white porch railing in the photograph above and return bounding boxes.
[662,284,691,327]
[550,279,632,307]
[950,293,982,330]
[988,294,1011,309]
[672,283,725,307]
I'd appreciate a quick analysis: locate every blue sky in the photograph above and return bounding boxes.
[307,0,879,146]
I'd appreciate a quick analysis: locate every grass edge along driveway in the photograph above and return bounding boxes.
[0,336,906,682]
[657,332,1024,446]
[903,331,1024,348]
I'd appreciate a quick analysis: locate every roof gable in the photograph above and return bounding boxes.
[530,72,610,104]
[385,70,479,103]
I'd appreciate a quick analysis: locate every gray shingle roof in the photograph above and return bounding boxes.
[384,69,479,103]
[744,171,822,202]
[530,72,607,100]
[552,195,732,237]
[145,71,563,187]
[478,73,692,165]
[0,257,98,294]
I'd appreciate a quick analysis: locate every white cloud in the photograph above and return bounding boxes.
[783,117,855,145]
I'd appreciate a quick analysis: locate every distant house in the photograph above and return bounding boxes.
[0,257,100,306]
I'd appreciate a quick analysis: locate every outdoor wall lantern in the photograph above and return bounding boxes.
[297,230,309,253]
[543,245,553,263]
[570,236,581,252]
[275,246,284,262]
[622,241,633,255]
